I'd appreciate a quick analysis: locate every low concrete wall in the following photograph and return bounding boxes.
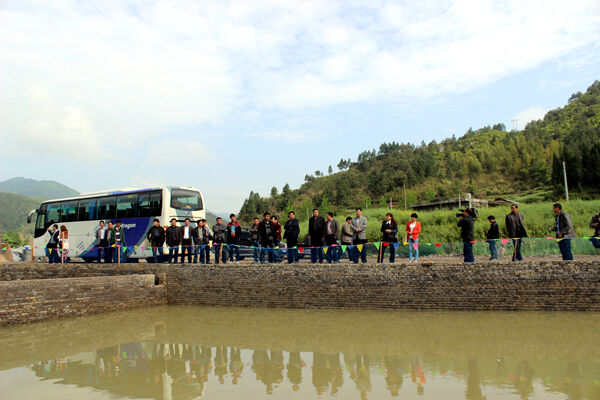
[1,261,599,317]
[0,274,166,326]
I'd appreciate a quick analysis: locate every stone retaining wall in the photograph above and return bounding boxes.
[0,274,166,326]
[0,260,598,326]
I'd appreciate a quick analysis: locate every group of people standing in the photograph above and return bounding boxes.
[462,203,588,263]
[47,203,600,264]
[145,215,242,264]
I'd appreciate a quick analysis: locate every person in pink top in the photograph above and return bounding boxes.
[405,213,421,263]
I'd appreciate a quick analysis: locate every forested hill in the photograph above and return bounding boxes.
[239,81,600,222]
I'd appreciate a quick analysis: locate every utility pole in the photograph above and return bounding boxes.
[562,161,570,202]
[403,182,407,210]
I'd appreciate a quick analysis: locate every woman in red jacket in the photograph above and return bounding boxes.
[405,213,421,263]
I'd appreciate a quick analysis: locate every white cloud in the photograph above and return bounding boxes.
[514,106,547,129]
[0,0,599,155]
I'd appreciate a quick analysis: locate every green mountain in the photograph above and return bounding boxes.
[0,191,39,238]
[0,177,79,200]
[239,80,600,222]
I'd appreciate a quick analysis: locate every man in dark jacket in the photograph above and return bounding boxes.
[193,219,211,264]
[505,204,527,262]
[323,212,340,264]
[283,211,300,264]
[258,212,276,264]
[212,217,229,264]
[105,221,115,263]
[227,214,242,263]
[552,203,575,260]
[308,208,326,263]
[486,216,499,260]
[458,209,475,263]
[166,218,182,263]
[590,212,600,249]
[147,218,165,263]
[249,217,260,263]
[46,224,60,263]
[113,220,127,263]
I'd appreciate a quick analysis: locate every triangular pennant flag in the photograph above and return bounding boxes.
[122,246,127,250]
[501,238,510,245]
[412,242,419,250]
[470,241,476,244]
[546,236,554,240]
[34,246,38,249]
[382,242,389,247]
[341,245,347,253]
[141,246,146,251]
[556,238,564,242]
[356,244,363,253]
[583,236,590,239]
[435,243,442,248]
[323,247,329,254]
[134,246,138,249]
[373,242,381,250]
[298,247,304,254]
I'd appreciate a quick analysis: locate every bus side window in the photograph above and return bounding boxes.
[60,201,77,222]
[77,198,97,221]
[97,196,117,220]
[117,194,139,219]
[139,191,162,217]
[46,202,62,225]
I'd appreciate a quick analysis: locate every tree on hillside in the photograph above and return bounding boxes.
[328,165,333,175]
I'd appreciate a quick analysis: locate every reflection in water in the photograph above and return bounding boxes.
[2,306,600,399]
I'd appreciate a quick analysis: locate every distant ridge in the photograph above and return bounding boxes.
[0,177,79,200]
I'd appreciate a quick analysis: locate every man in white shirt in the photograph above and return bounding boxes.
[95,220,108,263]
[181,218,193,263]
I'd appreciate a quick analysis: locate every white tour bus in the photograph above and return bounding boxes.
[28,186,205,262]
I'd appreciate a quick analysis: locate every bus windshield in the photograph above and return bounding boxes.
[170,189,203,211]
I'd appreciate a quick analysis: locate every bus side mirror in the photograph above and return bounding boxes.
[27,209,38,224]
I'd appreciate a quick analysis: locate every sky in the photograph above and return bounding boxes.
[1,0,599,213]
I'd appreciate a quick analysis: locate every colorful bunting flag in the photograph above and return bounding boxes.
[298,247,304,254]
[323,247,329,254]
[341,245,347,253]
[412,242,419,250]
[435,243,442,248]
[501,238,510,245]
[356,244,363,253]
[403,241,408,246]
[373,242,381,250]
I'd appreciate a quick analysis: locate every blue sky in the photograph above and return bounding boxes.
[1,0,599,213]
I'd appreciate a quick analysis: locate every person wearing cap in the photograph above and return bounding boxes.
[147,218,165,263]
[457,208,475,263]
[166,218,182,263]
[486,216,499,260]
[212,217,229,264]
[193,219,212,264]
[341,217,354,261]
[227,213,242,263]
[180,218,194,263]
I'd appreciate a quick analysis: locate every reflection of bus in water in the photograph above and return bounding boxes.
[28,186,205,262]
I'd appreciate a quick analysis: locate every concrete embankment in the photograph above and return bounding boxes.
[0,260,599,326]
